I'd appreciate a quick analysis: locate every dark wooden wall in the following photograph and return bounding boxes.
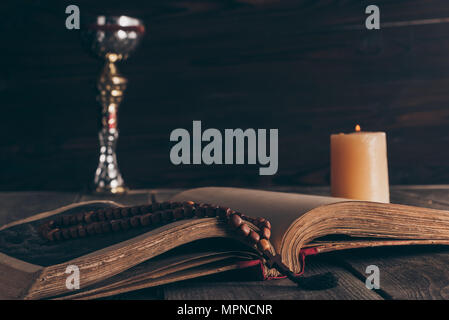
[2,0,449,191]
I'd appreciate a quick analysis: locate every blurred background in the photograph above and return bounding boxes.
[2,0,449,191]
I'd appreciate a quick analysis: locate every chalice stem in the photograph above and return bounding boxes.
[94,54,127,193]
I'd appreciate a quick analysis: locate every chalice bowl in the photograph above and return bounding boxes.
[83,16,145,194]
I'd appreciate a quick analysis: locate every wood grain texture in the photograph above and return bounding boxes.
[3,186,449,299]
[3,1,449,190]
[163,258,382,300]
[331,186,449,300]
[0,252,42,300]
[332,246,449,300]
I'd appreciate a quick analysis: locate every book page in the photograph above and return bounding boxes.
[172,187,345,252]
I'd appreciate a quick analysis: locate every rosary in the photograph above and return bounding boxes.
[39,201,337,289]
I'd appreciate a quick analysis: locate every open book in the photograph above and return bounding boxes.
[2,187,449,300]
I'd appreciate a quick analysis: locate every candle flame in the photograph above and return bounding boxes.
[355,124,361,132]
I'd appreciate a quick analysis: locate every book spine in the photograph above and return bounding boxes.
[265,247,319,280]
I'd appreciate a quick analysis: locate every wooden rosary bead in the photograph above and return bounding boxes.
[39,228,48,240]
[113,208,122,219]
[217,207,227,219]
[238,223,251,237]
[161,202,171,210]
[40,202,274,254]
[47,228,59,241]
[120,207,130,217]
[54,216,63,227]
[86,223,96,236]
[182,201,195,208]
[249,230,260,244]
[46,218,55,228]
[69,226,79,238]
[120,218,130,231]
[97,209,106,221]
[54,230,62,241]
[76,213,85,224]
[93,222,102,234]
[230,214,243,229]
[111,220,121,232]
[130,207,140,216]
[196,205,206,218]
[62,215,71,226]
[173,207,184,220]
[262,227,271,239]
[258,238,270,252]
[243,216,257,226]
[39,224,48,235]
[69,215,77,226]
[151,212,162,224]
[61,228,71,240]
[140,205,151,214]
[64,217,71,226]
[84,211,95,224]
[183,205,194,218]
[226,208,235,218]
[170,202,180,209]
[205,206,216,217]
[262,220,271,230]
[101,221,112,233]
[78,225,87,238]
[161,210,174,223]
[139,214,152,227]
[105,208,114,220]
[136,206,145,215]
[130,216,140,228]
[152,203,160,212]
[255,217,266,227]
[43,229,52,241]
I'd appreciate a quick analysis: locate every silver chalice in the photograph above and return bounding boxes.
[83,16,145,194]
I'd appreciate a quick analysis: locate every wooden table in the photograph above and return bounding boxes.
[2,186,449,300]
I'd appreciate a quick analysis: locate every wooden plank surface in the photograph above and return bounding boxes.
[330,246,449,299]
[332,187,449,299]
[2,186,449,299]
[163,257,382,300]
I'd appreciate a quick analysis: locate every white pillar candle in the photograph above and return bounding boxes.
[331,125,390,203]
